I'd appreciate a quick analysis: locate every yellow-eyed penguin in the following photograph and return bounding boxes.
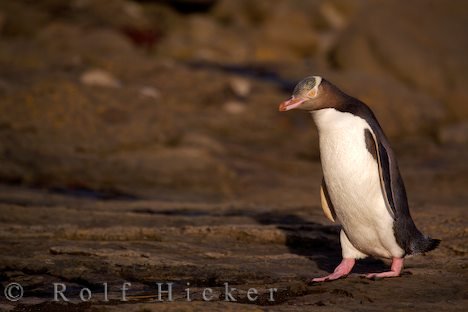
[279,76,440,281]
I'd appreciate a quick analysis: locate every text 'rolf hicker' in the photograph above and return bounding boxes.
[3,282,278,303]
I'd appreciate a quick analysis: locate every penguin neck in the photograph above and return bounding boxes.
[312,108,358,132]
[310,81,360,132]
[318,80,352,110]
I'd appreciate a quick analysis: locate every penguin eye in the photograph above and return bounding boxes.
[308,89,317,97]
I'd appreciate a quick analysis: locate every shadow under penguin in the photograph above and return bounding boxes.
[252,212,388,277]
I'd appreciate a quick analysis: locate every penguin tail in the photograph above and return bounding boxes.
[410,236,440,254]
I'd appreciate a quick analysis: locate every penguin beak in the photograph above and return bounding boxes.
[279,97,306,112]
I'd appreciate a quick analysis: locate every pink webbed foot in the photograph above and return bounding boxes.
[366,257,403,279]
[312,258,355,282]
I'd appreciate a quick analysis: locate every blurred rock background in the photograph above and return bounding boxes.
[0,0,467,200]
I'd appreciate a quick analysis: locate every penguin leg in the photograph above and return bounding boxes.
[365,257,403,279]
[312,230,366,282]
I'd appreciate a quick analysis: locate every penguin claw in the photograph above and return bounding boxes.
[310,274,346,283]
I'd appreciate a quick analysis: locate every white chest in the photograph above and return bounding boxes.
[313,109,403,258]
[315,110,382,215]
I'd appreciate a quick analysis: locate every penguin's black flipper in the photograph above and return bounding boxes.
[365,128,397,219]
[374,135,412,221]
[369,127,440,254]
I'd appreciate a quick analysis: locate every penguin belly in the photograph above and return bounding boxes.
[316,110,404,259]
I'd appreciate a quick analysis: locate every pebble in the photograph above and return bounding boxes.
[229,77,251,98]
[139,86,161,99]
[80,69,121,88]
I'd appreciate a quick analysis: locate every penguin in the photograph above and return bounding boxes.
[279,76,440,281]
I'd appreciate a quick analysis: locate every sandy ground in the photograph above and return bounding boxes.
[0,142,466,312]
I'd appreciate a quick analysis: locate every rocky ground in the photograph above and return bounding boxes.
[0,0,467,311]
[0,143,467,311]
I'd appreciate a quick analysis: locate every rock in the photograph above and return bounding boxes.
[0,0,464,202]
[80,69,121,88]
[105,146,233,197]
[122,1,145,21]
[252,2,319,62]
[1,154,467,309]
[0,70,232,198]
[139,86,161,99]
[1,17,277,199]
[160,1,322,63]
[211,0,271,29]
[333,0,468,120]
[223,100,246,115]
[438,121,468,145]
[158,15,251,63]
[313,0,364,60]
[34,23,150,77]
[229,77,251,98]
[50,246,150,258]
[320,1,347,30]
[70,0,152,29]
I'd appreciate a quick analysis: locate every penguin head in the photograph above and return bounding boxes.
[279,76,324,111]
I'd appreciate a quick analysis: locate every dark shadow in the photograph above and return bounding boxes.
[49,187,138,201]
[185,61,297,92]
[136,0,218,14]
[252,212,388,275]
